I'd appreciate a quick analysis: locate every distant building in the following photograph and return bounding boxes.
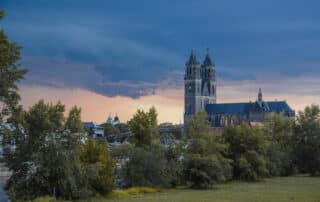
[83,122,104,138]
[184,49,295,128]
[0,123,18,159]
[107,114,120,126]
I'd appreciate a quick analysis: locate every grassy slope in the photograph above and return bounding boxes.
[91,176,320,202]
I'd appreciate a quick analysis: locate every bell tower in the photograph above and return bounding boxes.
[184,49,201,125]
[200,49,216,109]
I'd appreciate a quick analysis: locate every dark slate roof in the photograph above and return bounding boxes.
[203,53,213,66]
[266,101,292,113]
[206,101,294,115]
[186,49,199,65]
[206,102,251,114]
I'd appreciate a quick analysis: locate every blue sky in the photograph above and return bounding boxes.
[1,0,320,122]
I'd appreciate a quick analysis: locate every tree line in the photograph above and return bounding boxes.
[1,8,320,201]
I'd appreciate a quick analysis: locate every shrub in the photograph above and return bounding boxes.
[293,105,320,176]
[122,146,169,188]
[223,124,268,181]
[182,111,233,188]
[183,154,232,188]
[79,138,115,196]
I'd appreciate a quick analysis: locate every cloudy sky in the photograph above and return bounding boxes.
[1,0,320,123]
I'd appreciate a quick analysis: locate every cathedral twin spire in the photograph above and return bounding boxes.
[185,49,215,80]
[186,49,214,66]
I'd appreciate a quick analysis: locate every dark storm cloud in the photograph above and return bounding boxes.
[1,0,320,97]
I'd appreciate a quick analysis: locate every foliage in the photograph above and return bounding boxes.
[102,123,120,136]
[65,106,85,133]
[263,113,296,176]
[293,104,320,176]
[223,124,268,181]
[185,111,211,139]
[163,145,183,187]
[116,123,130,133]
[122,145,169,188]
[0,9,28,123]
[128,107,159,147]
[183,154,232,189]
[159,123,183,140]
[3,101,90,201]
[79,137,115,196]
[182,111,232,188]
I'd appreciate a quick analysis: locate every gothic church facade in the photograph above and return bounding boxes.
[184,50,295,128]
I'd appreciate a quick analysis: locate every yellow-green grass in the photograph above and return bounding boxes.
[85,176,320,202]
[40,176,320,202]
[111,187,162,198]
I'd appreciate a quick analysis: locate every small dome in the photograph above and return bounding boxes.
[107,114,113,124]
[114,115,119,122]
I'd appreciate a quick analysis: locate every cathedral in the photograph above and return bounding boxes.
[184,49,295,128]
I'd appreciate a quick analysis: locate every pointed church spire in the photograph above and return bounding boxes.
[203,48,214,66]
[187,49,199,65]
[258,88,263,102]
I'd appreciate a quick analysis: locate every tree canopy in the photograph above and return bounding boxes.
[0,9,27,123]
[128,106,159,147]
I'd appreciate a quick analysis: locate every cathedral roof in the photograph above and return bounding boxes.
[206,102,251,114]
[206,101,294,115]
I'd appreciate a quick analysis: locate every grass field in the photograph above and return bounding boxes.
[88,176,320,202]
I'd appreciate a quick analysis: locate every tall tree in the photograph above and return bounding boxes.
[79,138,115,196]
[223,124,268,181]
[0,10,27,123]
[128,106,159,147]
[263,113,296,176]
[183,111,232,188]
[293,104,320,176]
[186,110,211,139]
[4,101,88,200]
[65,106,85,133]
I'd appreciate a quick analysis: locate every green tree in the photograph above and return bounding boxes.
[79,137,115,196]
[164,145,183,187]
[116,123,130,133]
[101,123,120,136]
[183,111,232,188]
[223,124,268,181]
[293,104,320,176]
[186,111,211,139]
[65,106,85,133]
[4,101,88,200]
[122,145,169,188]
[0,10,27,123]
[263,113,296,176]
[128,106,159,147]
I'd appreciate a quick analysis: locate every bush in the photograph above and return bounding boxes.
[223,124,268,181]
[164,145,183,187]
[263,113,296,177]
[122,146,169,188]
[79,138,115,196]
[183,154,232,188]
[265,143,297,176]
[293,105,320,176]
[182,111,233,188]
